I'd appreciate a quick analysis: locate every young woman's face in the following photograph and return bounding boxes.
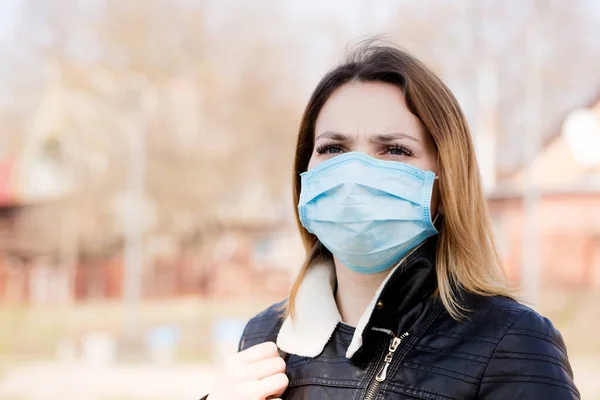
[308,81,442,215]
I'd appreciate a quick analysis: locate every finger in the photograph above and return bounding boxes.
[237,341,279,364]
[246,356,286,380]
[270,376,288,399]
[252,372,289,400]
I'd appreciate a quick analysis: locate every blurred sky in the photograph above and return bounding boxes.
[0,0,21,44]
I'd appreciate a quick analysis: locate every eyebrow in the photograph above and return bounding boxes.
[370,133,420,143]
[314,131,419,143]
[314,131,355,142]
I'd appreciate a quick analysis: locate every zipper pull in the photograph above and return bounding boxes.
[375,332,409,382]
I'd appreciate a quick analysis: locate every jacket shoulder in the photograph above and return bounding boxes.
[473,296,579,399]
[471,296,572,371]
[238,299,287,351]
[479,296,569,354]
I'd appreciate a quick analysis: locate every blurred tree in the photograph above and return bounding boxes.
[388,0,600,172]
[4,0,305,254]
[1,0,599,259]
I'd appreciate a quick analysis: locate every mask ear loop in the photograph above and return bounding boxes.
[432,175,441,227]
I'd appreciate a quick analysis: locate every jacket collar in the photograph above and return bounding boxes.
[276,237,438,359]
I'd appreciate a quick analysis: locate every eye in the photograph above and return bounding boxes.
[316,144,344,155]
[386,145,413,157]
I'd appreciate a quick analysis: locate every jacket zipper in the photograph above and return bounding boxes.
[363,332,409,400]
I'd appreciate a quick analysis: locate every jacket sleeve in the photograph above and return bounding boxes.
[477,309,580,399]
[238,319,251,352]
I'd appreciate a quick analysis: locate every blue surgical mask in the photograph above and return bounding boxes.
[298,152,438,274]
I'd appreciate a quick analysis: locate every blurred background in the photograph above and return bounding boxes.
[0,0,599,399]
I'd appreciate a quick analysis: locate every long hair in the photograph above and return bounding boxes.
[287,42,510,320]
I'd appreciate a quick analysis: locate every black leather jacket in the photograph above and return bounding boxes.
[206,238,579,399]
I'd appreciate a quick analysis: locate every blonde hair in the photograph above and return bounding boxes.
[287,43,510,320]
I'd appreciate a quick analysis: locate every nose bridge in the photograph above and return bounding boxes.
[340,131,376,157]
[339,158,371,182]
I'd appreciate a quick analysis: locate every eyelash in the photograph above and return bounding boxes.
[387,144,414,157]
[315,144,344,154]
[315,144,414,157]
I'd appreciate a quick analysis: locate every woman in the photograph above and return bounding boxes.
[204,43,579,399]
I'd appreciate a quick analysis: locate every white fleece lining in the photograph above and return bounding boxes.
[276,261,341,358]
[277,257,408,359]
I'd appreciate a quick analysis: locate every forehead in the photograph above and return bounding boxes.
[314,81,426,138]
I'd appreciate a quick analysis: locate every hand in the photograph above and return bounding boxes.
[207,341,289,400]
